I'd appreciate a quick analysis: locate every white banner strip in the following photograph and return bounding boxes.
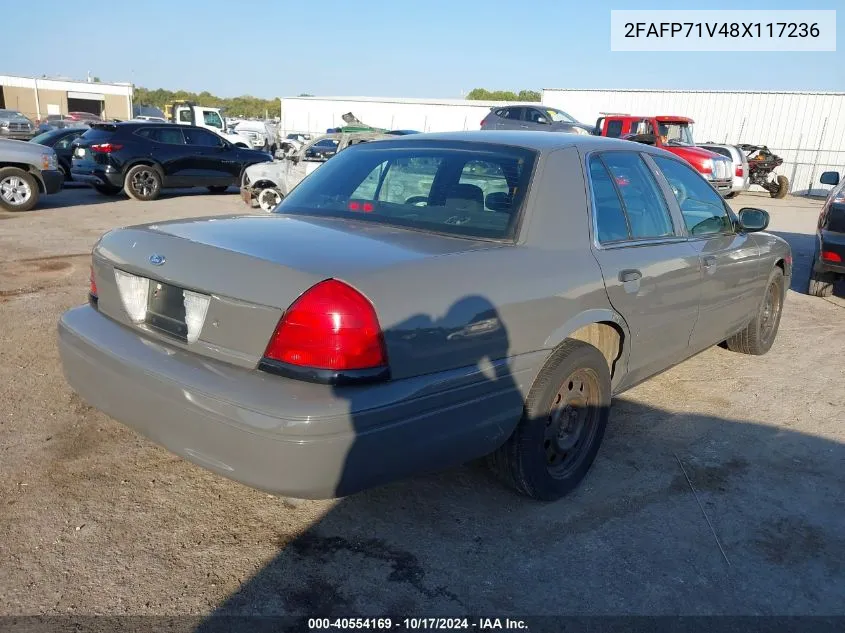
[610,10,836,52]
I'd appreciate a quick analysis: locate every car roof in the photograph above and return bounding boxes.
[375,130,663,154]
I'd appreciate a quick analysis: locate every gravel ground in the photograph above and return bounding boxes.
[0,186,843,618]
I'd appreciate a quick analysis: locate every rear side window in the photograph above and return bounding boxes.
[589,157,629,243]
[278,142,537,240]
[137,127,185,145]
[599,152,674,239]
[605,120,623,138]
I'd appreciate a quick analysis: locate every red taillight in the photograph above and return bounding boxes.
[263,279,387,371]
[89,265,98,297]
[735,165,744,177]
[821,250,842,263]
[90,143,123,153]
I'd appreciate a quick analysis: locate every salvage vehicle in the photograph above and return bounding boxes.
[59,131,791,502]
[481,106,592,135]
[738,144,789,199]
[241,131,392,211]
[595,115,733,197]
[232,120,278,153]
[0,138,63,211]
[30,127,88,181]
[0,109,37,141]
[697,142,749,198]
[166,101,251,148]
[70,122,272,200]
[809,171,845,296]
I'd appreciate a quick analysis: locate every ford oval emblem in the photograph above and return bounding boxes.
[149,254,166,266]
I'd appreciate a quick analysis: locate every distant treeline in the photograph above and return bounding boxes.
[133,87,281,119]
[465,88,541,101]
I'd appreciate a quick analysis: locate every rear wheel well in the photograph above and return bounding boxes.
[252,179,278,190]
[565,321,624,378]
[123,159,161,178]
[775,258,785,274]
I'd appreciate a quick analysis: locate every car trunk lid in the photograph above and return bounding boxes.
[91,214,499,369]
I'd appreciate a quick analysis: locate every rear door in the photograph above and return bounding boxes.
[650,155,763,349]
[587,150,701,387]
[139,126,189,185]
[497,107,525,131]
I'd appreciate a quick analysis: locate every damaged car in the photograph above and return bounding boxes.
[241,131,393,211]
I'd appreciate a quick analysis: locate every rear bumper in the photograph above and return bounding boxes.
[41,169,64,194]
[71,164,123,188]
[815,258,845,276]
[58,305,529,498]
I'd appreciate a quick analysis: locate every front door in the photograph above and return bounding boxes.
[587,151,701,387]
[182,127,234,186]
[650,155,763,350]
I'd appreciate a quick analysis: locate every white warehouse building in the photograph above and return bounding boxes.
[279,96,526,137]
[543,88,845,196]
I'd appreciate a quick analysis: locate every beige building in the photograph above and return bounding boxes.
[0,74,133,122]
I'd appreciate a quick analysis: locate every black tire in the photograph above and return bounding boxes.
[0,167,40,212]
[124,165,161,201]
[772,175,788,199]
[808,259,835,297]
[59,161,71,182]
[207,186,229,194]
[726,267,785,355]
[724,191,738,199]
[93,183,122,196]
[487,339,611,501]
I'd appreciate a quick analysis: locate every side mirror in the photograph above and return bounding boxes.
[536,117,548,124]
[738,207,770,232]
[820,171,840,186]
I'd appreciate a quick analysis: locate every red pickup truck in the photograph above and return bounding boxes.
[594,115,733,197]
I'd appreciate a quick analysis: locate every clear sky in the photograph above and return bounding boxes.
[2,0,842,98]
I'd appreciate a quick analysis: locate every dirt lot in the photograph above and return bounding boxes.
[1,185,843,618]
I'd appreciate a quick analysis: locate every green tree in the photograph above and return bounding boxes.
[133,86,281,119]
[466,88,540,102]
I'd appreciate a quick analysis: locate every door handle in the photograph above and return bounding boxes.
[618,269,642,283]
[703,256,717,268]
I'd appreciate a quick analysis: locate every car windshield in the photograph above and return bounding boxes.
[545,108,575,123]
[658,122,695,146]
[276,141,537,240]
[0,110,27,120]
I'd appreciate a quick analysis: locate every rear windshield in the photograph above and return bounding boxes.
[79,125,117,142]
[275,141,537,240]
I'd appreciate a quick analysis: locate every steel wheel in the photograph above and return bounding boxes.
[759,278,782,346]
[130,169,157,197]
[0,175,32,206]
[543,368,602,479]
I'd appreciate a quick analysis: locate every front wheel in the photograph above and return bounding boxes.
[726,267,784,355]
[0,167,39,212]
[124,165,161,201]
[257,187,282,212]
[487,340,611,501]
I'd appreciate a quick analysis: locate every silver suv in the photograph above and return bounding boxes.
[0,109,36,141]
[0,139,63,211]
[697,143,749,198]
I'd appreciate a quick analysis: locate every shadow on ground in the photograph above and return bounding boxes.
[188,295,844,626]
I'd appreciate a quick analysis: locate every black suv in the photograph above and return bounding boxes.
[71,122,272,200]
[810,171,845,297]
